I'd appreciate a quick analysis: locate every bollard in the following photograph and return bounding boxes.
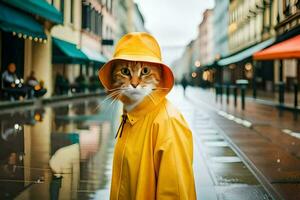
[219,85,223,104]
[226,85,230,104]
[233,86,237,108]
[294,83,298,120]
[278,82,285,105]
[294,83,298,109]
[236,79,249,110]
[215,84,219,102]
[241,86,246,110]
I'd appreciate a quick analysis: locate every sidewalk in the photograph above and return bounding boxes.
[168,87,272,200]
[185,86,300,200]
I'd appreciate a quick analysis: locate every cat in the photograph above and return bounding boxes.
[111,60,162,112]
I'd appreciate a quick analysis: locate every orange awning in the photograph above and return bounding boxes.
[253,35,300,60]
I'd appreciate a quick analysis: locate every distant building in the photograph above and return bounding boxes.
[213,0,229,58]
[252,0,300,94]
[172,41,195,82]
[228,0,275,54]
[217,0,277,88]
[199,9,214,65]
[81,0,115,77]
[51,0,88,87]
[133,3,147,32]
[273,0,300,89]
[114,0,135,39]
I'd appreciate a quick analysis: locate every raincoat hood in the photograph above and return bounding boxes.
[98,32,174,96]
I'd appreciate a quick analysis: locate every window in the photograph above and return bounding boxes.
[100,14,103,37]
[94,11,98,35]
[283,0,291,16]
[91,9,95,33]
[70,0,74,23]
[110,0,113,13]
[60,0,64,20]
[82,3,89,29]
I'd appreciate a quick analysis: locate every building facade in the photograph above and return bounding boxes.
[213,0,229,58]
[133,3,147,32]
[199,9,214,65]
[219,0,278,90]
[0,0,63,97]
[1,0,140,101]
[274,0,300,88]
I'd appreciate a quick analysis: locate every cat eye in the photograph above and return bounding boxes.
[121,68,130,76]
[141,67,150,75]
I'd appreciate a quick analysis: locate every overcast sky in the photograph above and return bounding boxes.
[134,0,215,65]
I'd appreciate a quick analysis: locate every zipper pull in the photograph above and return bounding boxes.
[115,114,127,139]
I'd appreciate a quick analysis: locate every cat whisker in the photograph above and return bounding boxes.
[103,93,121,116]
[106,87,127,92]
[92,91,122,113]
[152,87,169,91]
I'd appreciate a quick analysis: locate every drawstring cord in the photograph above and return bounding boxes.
[115,114,127,139]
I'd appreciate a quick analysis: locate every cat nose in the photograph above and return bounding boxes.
[131,83,139,88]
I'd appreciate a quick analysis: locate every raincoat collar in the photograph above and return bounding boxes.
[125,90,167,125]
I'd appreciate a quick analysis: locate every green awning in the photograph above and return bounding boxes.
[52,38,89,64]
[82,47,108,65]
[2,0,63,24]
[218,38,275,66]
[0,3,46,39]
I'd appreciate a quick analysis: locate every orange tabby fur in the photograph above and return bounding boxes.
[110,60,162,109]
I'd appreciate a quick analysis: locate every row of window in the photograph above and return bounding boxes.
[51,0,114,27]
[230,0,300,26]
[82,3,103,36]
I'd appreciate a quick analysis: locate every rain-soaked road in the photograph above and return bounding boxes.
[0,87,274,200]
[0,97,120,200]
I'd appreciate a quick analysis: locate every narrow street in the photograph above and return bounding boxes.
[2,86,300,199]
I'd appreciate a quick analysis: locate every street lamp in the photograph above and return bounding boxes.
[191,72,197,78]
[194,60,201,68]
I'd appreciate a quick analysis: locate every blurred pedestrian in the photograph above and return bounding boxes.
[26,71,47,98]
[181,75,188,96]
[1,63,27,100]
[54,72,69,95]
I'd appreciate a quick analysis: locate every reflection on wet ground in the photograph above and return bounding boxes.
[1,87,274,200]
[0,97,120,200]
[193,119,272,199]
[168,88,273,200]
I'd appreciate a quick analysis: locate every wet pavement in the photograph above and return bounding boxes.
[168,87,272,200]
[186,87,300,200]
[0,97,120,200]
[0,86,292,199]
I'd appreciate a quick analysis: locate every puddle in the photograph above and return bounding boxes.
[210,162,259,185]
[210,156,242,163]
[0,97,120,199]
[204,146,237,157]
[204,141,230,147]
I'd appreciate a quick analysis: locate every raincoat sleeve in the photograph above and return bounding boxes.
[153,117,196,200]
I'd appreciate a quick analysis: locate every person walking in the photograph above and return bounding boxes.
[181,75,188,96]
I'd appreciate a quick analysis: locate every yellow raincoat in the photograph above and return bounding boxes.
[99,32,196,200]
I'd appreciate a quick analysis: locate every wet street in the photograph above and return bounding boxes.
[1,86,299,199]
[0,97,121,199]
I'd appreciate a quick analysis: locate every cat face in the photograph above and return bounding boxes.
[111,60,162,106]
